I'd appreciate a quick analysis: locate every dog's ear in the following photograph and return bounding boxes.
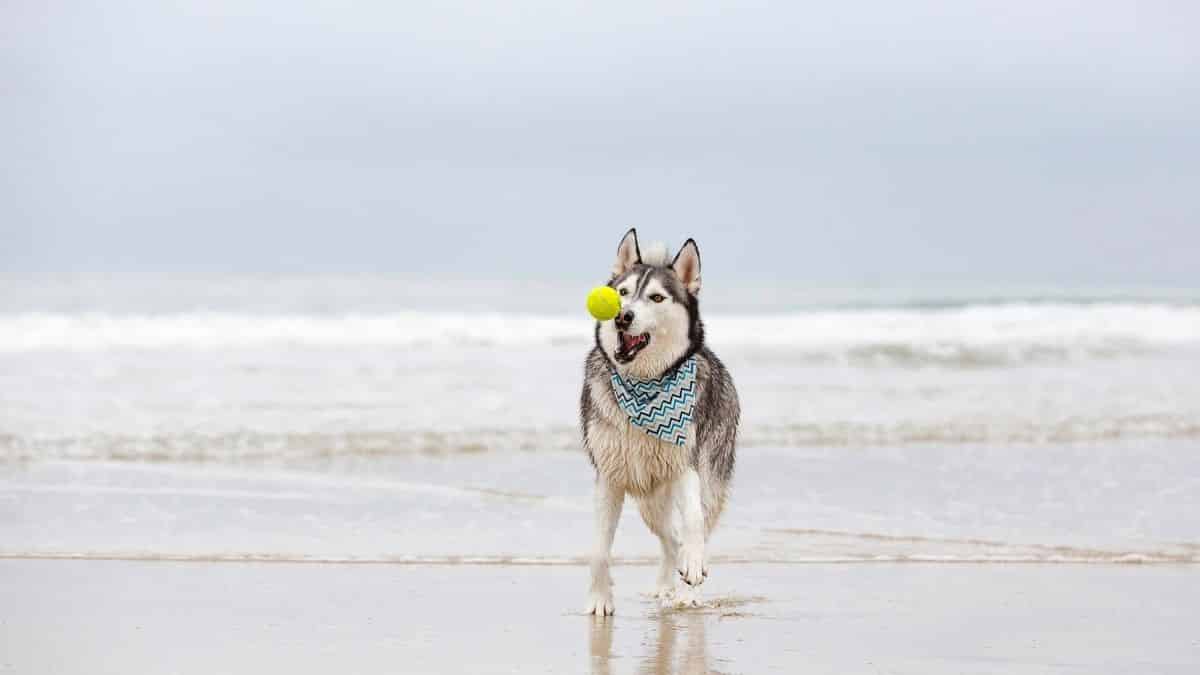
[671,239,701,295]
[612,228,641,277]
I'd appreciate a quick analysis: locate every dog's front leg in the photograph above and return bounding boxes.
[586,478,624,615]
[673,467,707,587]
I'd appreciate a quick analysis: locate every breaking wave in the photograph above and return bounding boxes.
[3,303,1199,366]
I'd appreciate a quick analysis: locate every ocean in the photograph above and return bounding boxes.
[2,276,1198,564]
[3,277,1199,460]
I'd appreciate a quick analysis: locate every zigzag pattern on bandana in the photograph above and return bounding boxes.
[610,356,697,446]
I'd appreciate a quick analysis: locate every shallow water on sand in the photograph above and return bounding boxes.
[3,443,1197,563]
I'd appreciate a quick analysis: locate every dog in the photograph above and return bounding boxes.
[580,228,739,614]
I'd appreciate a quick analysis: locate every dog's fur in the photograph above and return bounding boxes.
[580,229,740,614]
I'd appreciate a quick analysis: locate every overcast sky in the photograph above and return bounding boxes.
[3,1,1197,284]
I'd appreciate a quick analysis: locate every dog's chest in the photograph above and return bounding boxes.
[586,376,692,494]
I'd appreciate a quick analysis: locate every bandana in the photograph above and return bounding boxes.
[610,356,697,446]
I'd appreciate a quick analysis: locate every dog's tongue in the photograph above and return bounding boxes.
[621,334,638,350]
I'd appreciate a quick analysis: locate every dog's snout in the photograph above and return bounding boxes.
[615,309,635,329]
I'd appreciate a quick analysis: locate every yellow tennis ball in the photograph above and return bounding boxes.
[586,286,621,321]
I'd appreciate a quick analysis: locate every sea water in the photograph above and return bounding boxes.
[1,277,1198,563]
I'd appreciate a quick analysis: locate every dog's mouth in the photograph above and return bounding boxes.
[615,332,651,363]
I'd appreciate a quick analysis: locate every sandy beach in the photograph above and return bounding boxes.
[9,0,1200,670]
[3,279,1199,673]
[3,558,1196,674]
[3,445,1199,673]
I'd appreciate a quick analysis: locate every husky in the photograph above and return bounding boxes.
[580,228,739,615]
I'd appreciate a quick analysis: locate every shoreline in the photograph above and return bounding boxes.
[4,446,1197,567]
[2,553,1197,565]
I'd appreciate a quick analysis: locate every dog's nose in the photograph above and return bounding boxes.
[615,309,635,330]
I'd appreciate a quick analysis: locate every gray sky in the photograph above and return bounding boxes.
[3,1,1198,284]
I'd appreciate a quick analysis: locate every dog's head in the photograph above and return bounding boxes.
[595,228,704,379]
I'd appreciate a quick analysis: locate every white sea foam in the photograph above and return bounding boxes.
[0,311,583,352]
[3,303,1199,365]
[3,300,1199,460]
[5,416,1200,463]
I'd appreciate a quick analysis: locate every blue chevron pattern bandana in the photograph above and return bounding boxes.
[610,356,697,446]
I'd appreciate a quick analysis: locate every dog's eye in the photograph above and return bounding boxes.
[618,288,629,296]
[650,293,665,303]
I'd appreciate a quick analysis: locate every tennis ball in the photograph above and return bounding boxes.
[586,286,621,321]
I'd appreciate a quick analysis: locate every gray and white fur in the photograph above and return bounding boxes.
[580,228,740,615]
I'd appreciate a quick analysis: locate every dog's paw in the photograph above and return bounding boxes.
[671,585,702,609]
[676,546,707,587]
[585,591,615,616]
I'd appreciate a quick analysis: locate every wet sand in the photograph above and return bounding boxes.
[2,559,1196,674]
[3,446,1198,672]
[4,445,1198,565]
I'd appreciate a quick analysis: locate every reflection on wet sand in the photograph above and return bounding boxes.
[589,617,615,675]
[642,611,711,675]
[589,611,712,675]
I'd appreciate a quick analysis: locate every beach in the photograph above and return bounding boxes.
[3,444,1199,673]
[10,0,1200,669]
[2,278,1199,672]
[3,560,1197,674]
